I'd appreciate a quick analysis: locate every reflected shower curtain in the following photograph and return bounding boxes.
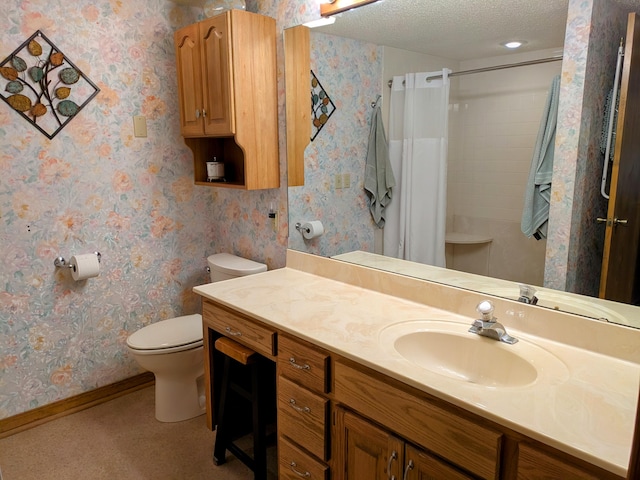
[383,70,450,267]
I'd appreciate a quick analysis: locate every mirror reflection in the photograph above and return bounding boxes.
[287,0,640,328]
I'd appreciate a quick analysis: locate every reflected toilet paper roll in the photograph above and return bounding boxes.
[69,253,101,281]
[302,220,324,240]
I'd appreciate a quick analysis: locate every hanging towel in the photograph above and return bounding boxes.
[365,104,396,228]
[521,74,561,240]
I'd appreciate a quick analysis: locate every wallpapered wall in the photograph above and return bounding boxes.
[0,0,318,419]
[545,0,627,295]
[287,32,381,256]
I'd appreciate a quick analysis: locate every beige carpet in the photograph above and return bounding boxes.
[0,386,277,479]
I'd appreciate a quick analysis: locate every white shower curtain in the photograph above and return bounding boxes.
[383,70,450,267]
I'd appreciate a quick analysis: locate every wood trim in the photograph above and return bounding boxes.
[284,25,310,187]
[0,372,154,439]
[320,0,379,17]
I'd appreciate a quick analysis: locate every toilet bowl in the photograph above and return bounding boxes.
[126,253,267,423]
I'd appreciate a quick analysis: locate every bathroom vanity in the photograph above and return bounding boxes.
[194,250,640,479]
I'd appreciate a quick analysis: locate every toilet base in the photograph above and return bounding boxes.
[131,346,206,423]
[154,372,206,423]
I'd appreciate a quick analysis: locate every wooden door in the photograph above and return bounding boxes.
[338,408,403,480]
[199,13,234,136]
[599,12,640,304]
[174,22,204,136]
[405,444,473,480]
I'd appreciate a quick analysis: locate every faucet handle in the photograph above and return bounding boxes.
[476,300,495,321]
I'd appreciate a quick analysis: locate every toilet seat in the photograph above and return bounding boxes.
[127,314,203,355]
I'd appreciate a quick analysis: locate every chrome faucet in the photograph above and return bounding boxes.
[469,300,518,344]
[518,284,538,305]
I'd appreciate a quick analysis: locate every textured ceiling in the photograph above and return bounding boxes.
[315,0,571,60]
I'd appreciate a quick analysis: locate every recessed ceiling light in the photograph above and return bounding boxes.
[503,41,524,49]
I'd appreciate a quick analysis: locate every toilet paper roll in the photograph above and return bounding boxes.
[69,253,101,281]
[301,221,324,240]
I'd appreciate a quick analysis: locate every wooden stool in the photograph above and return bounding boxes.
[213,337,273,480]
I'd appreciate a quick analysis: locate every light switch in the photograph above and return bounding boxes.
[133,115,147,137]
[334,174,343,189]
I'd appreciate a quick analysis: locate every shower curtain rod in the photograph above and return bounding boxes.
[387,55,563,87]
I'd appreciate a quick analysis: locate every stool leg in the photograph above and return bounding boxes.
[213,356,231,466]
[252,361,267,480]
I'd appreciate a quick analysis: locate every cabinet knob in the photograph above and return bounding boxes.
[202,108,207,117]
[195,109,201,119]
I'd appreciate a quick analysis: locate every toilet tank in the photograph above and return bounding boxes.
[207,253,267,282]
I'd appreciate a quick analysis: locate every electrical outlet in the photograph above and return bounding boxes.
[334,174,343,189]
[343,173,351,188]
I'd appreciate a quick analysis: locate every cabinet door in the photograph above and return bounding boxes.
[405,444,473,480]
[199,14,234,136]
[174,22,204,136]
[338,408,403,480]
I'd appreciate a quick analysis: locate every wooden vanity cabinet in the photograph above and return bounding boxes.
[174,10,279,190]
[336,408,472,480]
[201,299,277,430]
[199,302,627,479]
[277,335,331,479]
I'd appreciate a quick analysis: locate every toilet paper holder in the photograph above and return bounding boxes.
[54,252,101,268]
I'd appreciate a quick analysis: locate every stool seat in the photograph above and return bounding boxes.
[213,337,275,480]
[215,337,257,365]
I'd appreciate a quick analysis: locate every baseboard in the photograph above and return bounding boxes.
[0,372,154,439]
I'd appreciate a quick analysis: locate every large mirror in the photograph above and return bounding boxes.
[286,0,640,329]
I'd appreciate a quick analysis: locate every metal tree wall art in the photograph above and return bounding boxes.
[311,70,335,141]
[0,30,100,139]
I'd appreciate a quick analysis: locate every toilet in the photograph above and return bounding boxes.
[126,253,267,422]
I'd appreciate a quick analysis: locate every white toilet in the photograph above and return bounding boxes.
[126,253,268,422]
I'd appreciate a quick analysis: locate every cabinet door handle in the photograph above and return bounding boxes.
[402,460,414,480]
[289,461,311,477]
[195,109,201,119]
[289,398,311,413]
[202,108,207,117]
[289,357,311,370]
[225,327,242,336]
[387,450,398,480]
[614,217,628,226]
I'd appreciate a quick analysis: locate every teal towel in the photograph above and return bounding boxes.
[521,75,561,239]
[365,105,396,228]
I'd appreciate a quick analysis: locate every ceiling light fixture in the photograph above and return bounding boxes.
[503,41,524,49]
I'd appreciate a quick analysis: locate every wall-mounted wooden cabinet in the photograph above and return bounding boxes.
[174,10,279,190]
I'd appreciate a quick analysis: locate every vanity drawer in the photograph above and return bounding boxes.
[278,335,330,393]
[278,435,329,480]
[202,300,276,358]
[334,361,502,480]
[278,376,329,461]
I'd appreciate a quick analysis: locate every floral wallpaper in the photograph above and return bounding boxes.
[0,0,320,419]
[287,32,381,256]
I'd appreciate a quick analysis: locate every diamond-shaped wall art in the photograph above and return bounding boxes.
[0,30,100,139]
[311,70,335,141]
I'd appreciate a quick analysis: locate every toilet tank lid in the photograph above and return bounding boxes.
[127,314,203,350]
[207,253,267,276]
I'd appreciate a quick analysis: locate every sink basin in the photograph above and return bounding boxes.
[379,320,568,388]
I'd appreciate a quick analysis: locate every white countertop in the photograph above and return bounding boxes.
[194,254,640,477]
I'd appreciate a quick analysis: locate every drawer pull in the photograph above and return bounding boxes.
[402,460,414,480]
[387,450,398,480]
[225,327,242,336]
[289,357,311,370]
[289,461,311,477]
[289,398,311,413]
